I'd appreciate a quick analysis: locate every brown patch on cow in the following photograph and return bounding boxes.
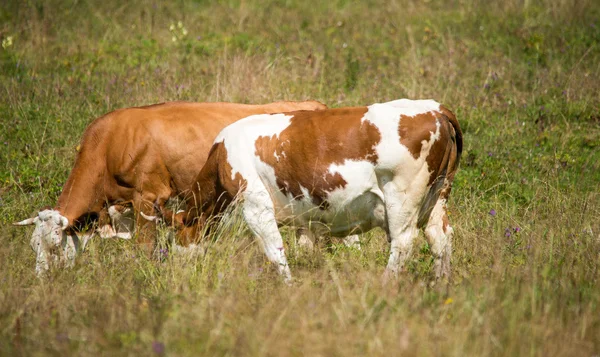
[254,107,380,208]
[398,112,439,160]
[442,213,450,234]
[425,117,451,186]
[398,111,453,186]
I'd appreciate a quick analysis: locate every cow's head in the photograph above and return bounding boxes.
[13,209,80,276]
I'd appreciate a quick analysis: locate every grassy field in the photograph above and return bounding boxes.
[1,0,600,355]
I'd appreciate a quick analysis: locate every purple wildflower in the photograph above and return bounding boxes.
[514,226,521,233]
[152,341,165,355]
[56,333,69,343]
[489,209,497,217]
[504,228,511,237]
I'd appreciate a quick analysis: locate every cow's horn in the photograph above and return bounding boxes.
[13,216,39,226]
[140,212,159,222]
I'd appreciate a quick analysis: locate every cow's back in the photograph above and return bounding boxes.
[102,101,326,194]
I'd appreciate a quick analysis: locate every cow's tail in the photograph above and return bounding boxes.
[441,106,462,190]
[417,107,462,228]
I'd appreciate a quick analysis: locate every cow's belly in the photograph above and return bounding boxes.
[272,189,387,237]
[320,190,387,237]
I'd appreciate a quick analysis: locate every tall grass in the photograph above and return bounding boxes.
[1,0,599,355]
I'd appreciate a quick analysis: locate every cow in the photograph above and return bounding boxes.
[13,100,327,275]
[150,99,462,283]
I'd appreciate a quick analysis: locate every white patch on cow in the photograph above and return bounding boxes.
[327,160,383,206]
[419,119,441,158]
[214,113,293,183]
[382,99,441,115]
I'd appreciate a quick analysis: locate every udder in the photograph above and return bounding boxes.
[313,191,387,237]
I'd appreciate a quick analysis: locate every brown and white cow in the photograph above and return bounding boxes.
[154,99,462,283]
[14,100,327,275]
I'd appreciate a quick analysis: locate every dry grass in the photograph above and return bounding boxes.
[1,0,599,355]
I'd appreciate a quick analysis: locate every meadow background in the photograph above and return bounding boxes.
[1,0,599,355]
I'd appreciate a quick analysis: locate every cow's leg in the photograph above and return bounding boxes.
[242,189,292,284]
[424,198,452,280]
[382,180,421,281]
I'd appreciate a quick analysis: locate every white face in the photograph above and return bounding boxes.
[26,210,70,275]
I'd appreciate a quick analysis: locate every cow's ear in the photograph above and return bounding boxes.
[13,216,39,226]
[52,214,69,229]
[59,216,69,230]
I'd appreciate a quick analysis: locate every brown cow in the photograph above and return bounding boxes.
[14,100,327,275]
[153,99,462,283]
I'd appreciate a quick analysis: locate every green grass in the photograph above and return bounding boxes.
[1,0,600,355]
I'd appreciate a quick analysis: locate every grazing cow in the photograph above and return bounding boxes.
[14,100,327,275]
[157,99,462,283]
